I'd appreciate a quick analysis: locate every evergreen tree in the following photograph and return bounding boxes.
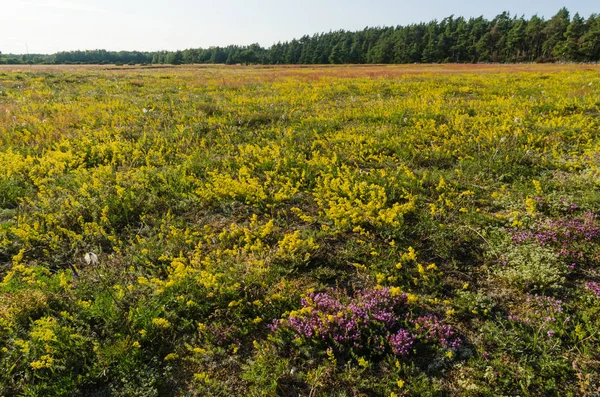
[525,15,546,61]
[422,23,439,63]
[557,13,585,60]
[505,18,526,62]
[580,14,600,60]
[543,8,570,59]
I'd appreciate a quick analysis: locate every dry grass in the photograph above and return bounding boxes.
[2,63,599,77]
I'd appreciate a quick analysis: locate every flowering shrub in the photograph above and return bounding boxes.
[273,287,460,360]
[412,314,461,350]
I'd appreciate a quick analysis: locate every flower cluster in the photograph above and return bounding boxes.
[585,282,600,298]
[511,212,599,246]
[388,329,416,355]
[511,212,599,267]
[285,288,407,346]
[276,287,460,358]
[412,315,462,350]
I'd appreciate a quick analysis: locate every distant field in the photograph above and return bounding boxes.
[1,65,600,396]
[2,62,600,74]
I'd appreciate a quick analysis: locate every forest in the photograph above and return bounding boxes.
[1,8,599,65]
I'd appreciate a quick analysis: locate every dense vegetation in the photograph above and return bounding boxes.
[1,64,600,396]
[2,8,600,65]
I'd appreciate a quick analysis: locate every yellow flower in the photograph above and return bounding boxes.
[58,272,69,288]
[357,357,369,368]
[194,372,209,382]
[30,355,53,370]
[152,318,171,328]
[78,300,92,308]
[400,247,417,263]
[525,196,537,216]
[228,299,242,307]
[15,339,30,354]
[30,361,45,370]
[390,286,402,297]
[429,203,437,216]
[532,179,542,194]
[407,293,418,304]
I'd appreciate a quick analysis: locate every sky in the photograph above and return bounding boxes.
[0,0,597,54]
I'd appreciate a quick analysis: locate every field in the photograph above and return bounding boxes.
[1,64,600,396]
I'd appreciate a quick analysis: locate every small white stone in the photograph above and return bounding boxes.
[84,252,99,266]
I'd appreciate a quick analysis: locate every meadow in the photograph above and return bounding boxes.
[1,64,600,396]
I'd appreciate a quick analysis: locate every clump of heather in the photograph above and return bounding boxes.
[412,315,462,350]
[273,287,460,360]
[284,288,408,347]
[585,282,600,298]
[511,212,600,267]
[388,329,415,355]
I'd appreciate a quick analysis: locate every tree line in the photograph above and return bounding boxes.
[2,8,599,65]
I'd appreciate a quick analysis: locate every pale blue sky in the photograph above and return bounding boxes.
[0,0,596,54]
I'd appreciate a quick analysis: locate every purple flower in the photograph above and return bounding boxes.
[388,329,415,355]
[412,315,462,350]
[585,282,600,298]
[275,287,461,357]
[510,212,599,265]
[267,320,280,332]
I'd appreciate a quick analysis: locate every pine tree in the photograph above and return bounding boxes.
[580,14,600,60]
[505,18,526,62]
[543,8,570,59]
[557,13,585,60]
